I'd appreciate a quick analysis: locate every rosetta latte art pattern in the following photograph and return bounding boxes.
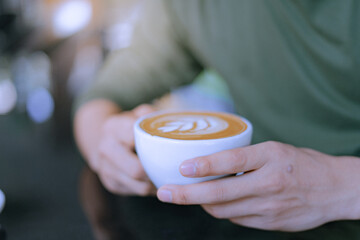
[140,112,247,140]
[154,115,228,135]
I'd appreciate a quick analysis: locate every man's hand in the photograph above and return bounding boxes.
[157,141,360,231]
[75,100,157,196]
[94,104,157,196]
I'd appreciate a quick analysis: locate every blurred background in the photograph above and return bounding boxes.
[0,0,234,239]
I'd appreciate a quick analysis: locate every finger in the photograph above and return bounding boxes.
[201,197,263,220]
[102,105,154,148]
[99,137,148,181]
[133,104,155,118]
[98,158,154,196]
[113,105,154,146]
[229,215,268,230]
[179,143,268,177]
[229,215,290,231]
[157,173,263,205]
[102,112,138,148]
[99,174,153,196]
[147,183,158,196]
[99,176,131,194]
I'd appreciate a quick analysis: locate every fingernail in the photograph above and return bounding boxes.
[158,189,172,203]
[180,162,196,176]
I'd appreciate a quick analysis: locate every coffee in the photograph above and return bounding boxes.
[140,112,247,140]
[134,111,253,187]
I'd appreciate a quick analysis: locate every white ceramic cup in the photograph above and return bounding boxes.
[134,111,253,188]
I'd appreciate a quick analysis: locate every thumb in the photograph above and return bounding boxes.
[133,104,155,118]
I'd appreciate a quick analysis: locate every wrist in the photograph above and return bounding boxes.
[328,156,360,221]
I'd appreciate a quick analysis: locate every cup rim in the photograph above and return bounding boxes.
[134,110,253,143]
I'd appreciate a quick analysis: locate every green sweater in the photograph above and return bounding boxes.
[76,0,360,156]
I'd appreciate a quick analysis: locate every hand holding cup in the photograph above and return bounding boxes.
[134,111,253,188]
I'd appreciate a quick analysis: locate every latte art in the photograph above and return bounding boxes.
[156,115,228,135]
[140,112,247,140]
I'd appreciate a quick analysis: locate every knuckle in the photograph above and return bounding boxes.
[135,104,153,114]
[209,184,226,203]
[198,157,214,175]
[232,150,247,171]
[264,140,281,149]
[106,185,118,194]
[100,177,118,194]
[264,141,288,159]
[174,187,189,204]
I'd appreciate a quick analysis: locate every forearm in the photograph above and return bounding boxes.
[74,99,121,168]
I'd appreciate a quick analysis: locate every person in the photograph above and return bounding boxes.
[74,0,360,238]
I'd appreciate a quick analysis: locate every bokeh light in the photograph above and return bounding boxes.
[0,79,17,115]
[26,87,54,123]
[53,0,92,38]
[0,189,5,213]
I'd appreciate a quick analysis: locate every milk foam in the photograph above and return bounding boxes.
[140,112,247,140]
[152,115,228,135]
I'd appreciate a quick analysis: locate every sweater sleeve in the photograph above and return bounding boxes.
[73,0,203,112]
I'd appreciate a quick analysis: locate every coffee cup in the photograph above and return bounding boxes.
[134,111,252,188]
